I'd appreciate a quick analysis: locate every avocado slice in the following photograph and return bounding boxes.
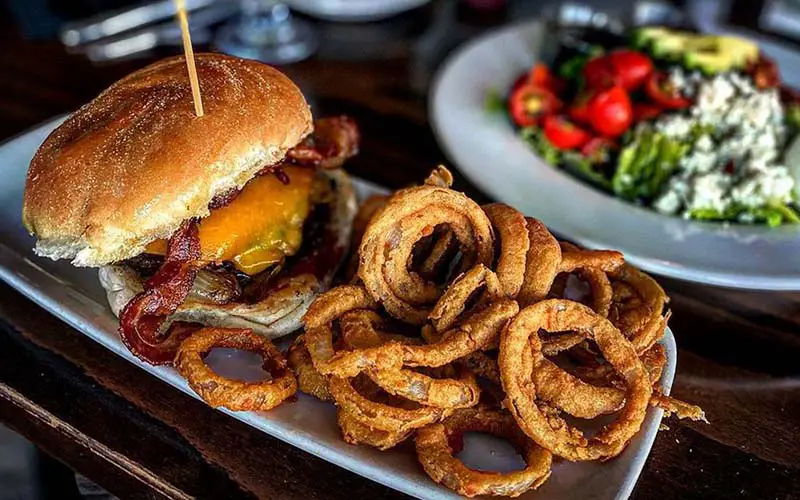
[683,35,759,74]
[632,27,690,59]
[631,27,672,49]
[633,27,760,73]
[651,33,687,60]
[718,36,759,66]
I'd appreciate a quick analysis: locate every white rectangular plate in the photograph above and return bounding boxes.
[0,118,674,500]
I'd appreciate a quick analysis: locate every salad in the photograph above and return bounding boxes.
[490,27,800,226]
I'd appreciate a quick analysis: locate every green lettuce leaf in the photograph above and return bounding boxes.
[520,127,561,165]
[612,128,689,202]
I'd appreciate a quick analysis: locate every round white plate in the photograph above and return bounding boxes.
[286,0,430,22]
[430,20,800,290]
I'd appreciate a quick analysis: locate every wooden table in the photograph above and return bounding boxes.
[0,7,799,500]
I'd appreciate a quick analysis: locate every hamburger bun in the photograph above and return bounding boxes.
[23,53,312,267]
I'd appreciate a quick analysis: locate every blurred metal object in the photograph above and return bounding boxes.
[69,2,238,62]
[542,1,684,33]
[82,26,212,63]
[543,2,625,33]
[59,0,218,48]
[214,0,317,64]
[631,1,684,27]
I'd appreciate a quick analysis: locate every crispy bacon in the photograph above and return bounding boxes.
[747,55,780,90]
[118,219,202,365]
[287,116,360,170]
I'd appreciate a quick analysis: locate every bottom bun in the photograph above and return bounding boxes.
[99,169,357,339]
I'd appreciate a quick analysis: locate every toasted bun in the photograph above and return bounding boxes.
[98,170,357,339]
[23,53,312,267]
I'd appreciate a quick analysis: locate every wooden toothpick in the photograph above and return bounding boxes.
[175,0,204,117]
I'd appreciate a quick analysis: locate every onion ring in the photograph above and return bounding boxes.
[303,285,516,378]
[517,218,560,307]
[482,203,529,298]
[417,228,459,282]
[415,406,552,497]
[328,375,450,434]
[571,342,666,387]
[460,350,501,385]
[175,328,297,411]
[499,299,652,461]
[303,285,406,377]
[428,264,503,333]
[358,183,495,324]
[609,264,669,354]
[339,310,481,409]
[540,343,703,421]
[365,364,480,410]
[531,357,625,419]
[402,299,519,368]
[532,329,668,419]
[337,409,412,450]
[558,246,624,274]
[287,335,332,402]
[551,242,616,318]
[540,331,585,357]
[339,310,480,409]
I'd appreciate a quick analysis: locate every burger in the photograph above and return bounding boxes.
[22,53,358,365]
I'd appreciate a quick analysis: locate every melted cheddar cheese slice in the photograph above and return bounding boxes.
[146,166,314,275]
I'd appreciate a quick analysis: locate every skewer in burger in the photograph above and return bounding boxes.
[22,53,358,365]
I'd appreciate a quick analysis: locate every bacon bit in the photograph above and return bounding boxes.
[208,187,241,210]
[723,160,736,175]
[286,116,360,170]
[746,56,780,90]
[273,166,290,185]
[118,219,202,365]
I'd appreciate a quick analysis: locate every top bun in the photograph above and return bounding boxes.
[23,53,312,267]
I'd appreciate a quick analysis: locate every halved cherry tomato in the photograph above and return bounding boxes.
[528,63,563,93]
[509,84,562,127]
[581,137,616,163]
[543,115,591,150]
[583,55,619,89]
[633,103,663,122]
[588,86,632,138]
[645,72,691,109]
[608,50,653,90]
[568,90,594,124]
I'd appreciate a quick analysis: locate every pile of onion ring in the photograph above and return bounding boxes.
[170,166,705,497]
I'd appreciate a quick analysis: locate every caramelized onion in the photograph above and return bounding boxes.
[188,269,242,304]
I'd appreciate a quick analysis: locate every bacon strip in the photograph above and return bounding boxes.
[119,219,202,365]
[287,116,360,170]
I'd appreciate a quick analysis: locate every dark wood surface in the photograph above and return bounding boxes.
[0,6,799,500]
